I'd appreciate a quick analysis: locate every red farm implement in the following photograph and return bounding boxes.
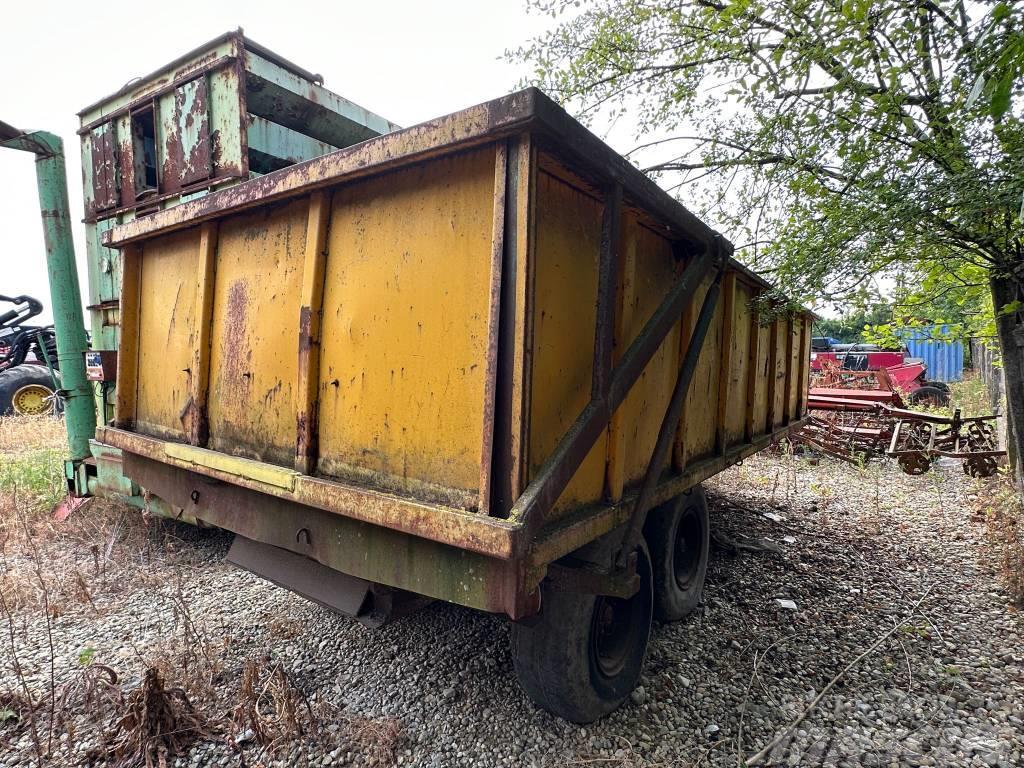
[810,356,950,408]
[795,388,1004,478]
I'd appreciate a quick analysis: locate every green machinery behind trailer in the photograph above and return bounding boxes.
[74,30,398,504]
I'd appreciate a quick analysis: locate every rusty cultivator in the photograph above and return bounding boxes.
[794,392,1004,478]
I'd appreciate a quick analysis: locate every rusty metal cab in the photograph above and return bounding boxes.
[76,31,398,500]
[95,87,810,720]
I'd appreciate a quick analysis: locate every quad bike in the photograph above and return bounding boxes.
[0,294,61,416]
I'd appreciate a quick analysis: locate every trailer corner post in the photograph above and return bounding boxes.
[0,124,96,469]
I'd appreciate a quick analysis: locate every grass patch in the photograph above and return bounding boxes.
[0,414,67,519]
[970,474,1024,607]
[0,448,65,511]
[0,415,67,453]
[947,372,993,417]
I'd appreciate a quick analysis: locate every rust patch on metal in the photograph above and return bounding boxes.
[296,305,319,467]
[100,425,521,561]
[118,134,137,208]
[162,124,182,193]
[222,280,252,392]
[172,49,219,82]
[103,92,542,247]
[90,125,118,214]
[179,395,209,446]
[478,143,506,515]
[209,128,224,175]
[162,76,212,193]
[182,79,212,185]
[126,451,530,617]
[297,305,315,353]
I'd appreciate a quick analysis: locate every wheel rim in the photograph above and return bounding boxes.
[673,502,704,591]
[12,383,54,416]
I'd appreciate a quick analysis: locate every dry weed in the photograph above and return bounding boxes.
[977,476,1024,606]
[0,415,66,454]
[124,580,228,712]
[91,667,214,768]
[55,662,124,719]
[0,494,186,615]
[0,689,37,743]
[346,714,403,766]
[232,655,314,755]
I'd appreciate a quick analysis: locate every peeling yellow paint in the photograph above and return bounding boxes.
[316,147,496,499]
[206,198,308,465]
[135,228,200,439]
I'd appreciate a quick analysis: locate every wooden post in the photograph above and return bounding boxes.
[184,221,218,446]
[715,271,737,455]
[795,316,809,417]
[295,191,331,474]
[765,314,780,434]
[782,314,795,425]
[479,144,507,513]
[744,302,762,443]
[114,244,142,429]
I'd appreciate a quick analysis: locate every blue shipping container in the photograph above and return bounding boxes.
[900,325,964,383]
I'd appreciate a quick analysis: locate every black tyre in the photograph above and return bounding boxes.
[644,485,710,621]
[908,385,949,409]
[0,365,60,416]
[511,543,653,723]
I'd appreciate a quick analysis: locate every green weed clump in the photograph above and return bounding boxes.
[948,373,996,418]
[0,414,67,516]
[0,448,65,511]
[975,476,1024,607]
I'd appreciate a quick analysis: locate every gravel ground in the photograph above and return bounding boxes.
[2,451,1023,767]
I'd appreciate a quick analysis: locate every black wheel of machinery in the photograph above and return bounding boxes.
[0,366,59,416]
[908,385,949,409]
[644,484,710,621]
[510,542,653,723]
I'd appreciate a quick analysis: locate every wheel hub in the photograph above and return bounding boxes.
[591,594,634,679]
[12,383,54,416]
[673,505,704,591]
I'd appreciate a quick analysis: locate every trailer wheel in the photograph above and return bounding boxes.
[511,543,653,723]
[908,385,949,409]
[644,485,710,621]
[0,366,59,416]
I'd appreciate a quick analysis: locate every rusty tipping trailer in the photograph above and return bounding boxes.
[98,88,812,722]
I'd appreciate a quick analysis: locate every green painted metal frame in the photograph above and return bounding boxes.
[0,122,95,465]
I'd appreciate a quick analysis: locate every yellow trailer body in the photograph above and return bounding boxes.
[99,89,811,626]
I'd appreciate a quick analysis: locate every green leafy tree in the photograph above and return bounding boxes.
[815,300,895,343]
[514,0,1024,479]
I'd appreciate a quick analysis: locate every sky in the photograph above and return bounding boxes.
[0,0,550,322]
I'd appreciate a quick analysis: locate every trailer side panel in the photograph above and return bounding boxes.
[316,147,498,507]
